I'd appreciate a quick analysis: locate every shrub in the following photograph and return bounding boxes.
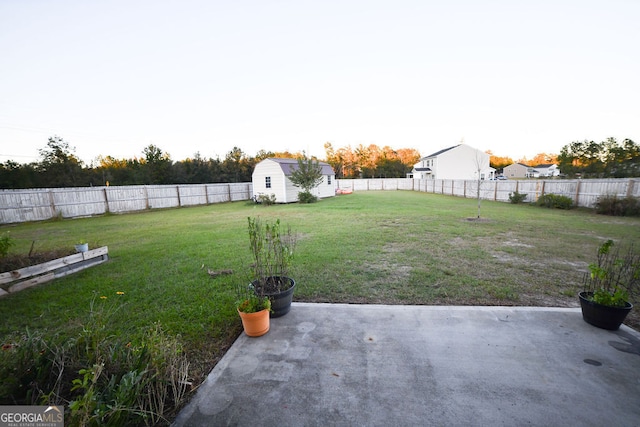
[508,191,528,204]
[255,193,277,205]
[0,232,14,258]
[594,195,640,217]
[536,194,574,209]
[297,191,318,204]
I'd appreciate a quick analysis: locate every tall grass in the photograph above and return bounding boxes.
[1,191,639,422]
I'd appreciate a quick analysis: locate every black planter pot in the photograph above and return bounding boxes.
[252,276,296,318]
[579,291,633,331]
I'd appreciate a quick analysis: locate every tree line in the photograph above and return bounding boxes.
[0,137,422,189]
[2,136,637,189]
[557,137,640,178]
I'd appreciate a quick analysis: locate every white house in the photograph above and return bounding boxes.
[409,144,495,180]
[252,158,336,203]
[532,164,560,178]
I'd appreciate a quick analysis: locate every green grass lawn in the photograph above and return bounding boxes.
[1,191,639,413]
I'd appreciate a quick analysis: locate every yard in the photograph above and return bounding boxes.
[1,190,639,423]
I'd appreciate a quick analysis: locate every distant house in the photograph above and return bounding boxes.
[252,158,336,203]
[532,164,560,178]
[409,144,495,180]
[503,163,560,178]
[503,163,534,179]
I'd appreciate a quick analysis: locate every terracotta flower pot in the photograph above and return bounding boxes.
[237,308,270,337]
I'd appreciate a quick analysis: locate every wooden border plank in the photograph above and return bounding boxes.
[0,246,109,285]
[8,272,55,293]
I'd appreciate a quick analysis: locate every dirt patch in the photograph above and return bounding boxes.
[464,217,492,222]
[502,239,534,248]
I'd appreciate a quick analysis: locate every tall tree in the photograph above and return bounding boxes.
[222,147,254,182]
[142,144,173,184]
[37,136,84,187]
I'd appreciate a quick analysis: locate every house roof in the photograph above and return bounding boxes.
[414,167,432,172]
[267,158,334,175]
[422,144,460,159]
[534,164,556,169]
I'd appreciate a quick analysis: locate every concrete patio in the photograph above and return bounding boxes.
[173,303,640,426]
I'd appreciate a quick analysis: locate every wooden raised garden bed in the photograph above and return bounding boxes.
[0,246,109,297]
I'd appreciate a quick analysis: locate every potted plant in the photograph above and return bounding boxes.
[75,240,89,253]
[579,240,638,330]
[236,284,272,337]
[247,216,297,318]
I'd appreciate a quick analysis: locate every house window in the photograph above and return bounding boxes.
[327,175,331,185]
[265,176,271,188]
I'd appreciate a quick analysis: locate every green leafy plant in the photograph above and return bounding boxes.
[0,294,190,426]
[255,193,277,206]
[536,194,574,209]
[508,191,527,204]
[583,240,640,307]
[247,217,296,293]
[594,195,640,217]
[297,191,318,204]
[288,156,324,195]
[0,232,14,258]
[236,283,271,313]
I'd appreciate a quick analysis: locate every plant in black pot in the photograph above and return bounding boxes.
[579,240,639,330]
[247,216,297,318]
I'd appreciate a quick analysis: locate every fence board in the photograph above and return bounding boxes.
[147,186,180,209]
[0,189,53,223]
[106,186,147,213]
[178,185,207,206]
[52,187,107,218]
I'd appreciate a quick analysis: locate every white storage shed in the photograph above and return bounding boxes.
[252,158,336,203]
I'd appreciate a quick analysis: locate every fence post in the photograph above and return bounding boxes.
[48,189,56,219]
[176,186,182,206]
[626,179,636,198]
[228,184,232,202]
[574,179,581,206]
[204,184,210,205]
[144,186,150,210]
[103,188,110,213]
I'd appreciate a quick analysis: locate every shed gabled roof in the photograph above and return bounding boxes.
[267,158,334,175]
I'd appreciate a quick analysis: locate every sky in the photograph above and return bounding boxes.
[1,0,639,166]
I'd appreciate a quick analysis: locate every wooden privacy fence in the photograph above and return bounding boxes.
[2,178,638,224]
[0,183,253,224]
[337,178,640,208]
